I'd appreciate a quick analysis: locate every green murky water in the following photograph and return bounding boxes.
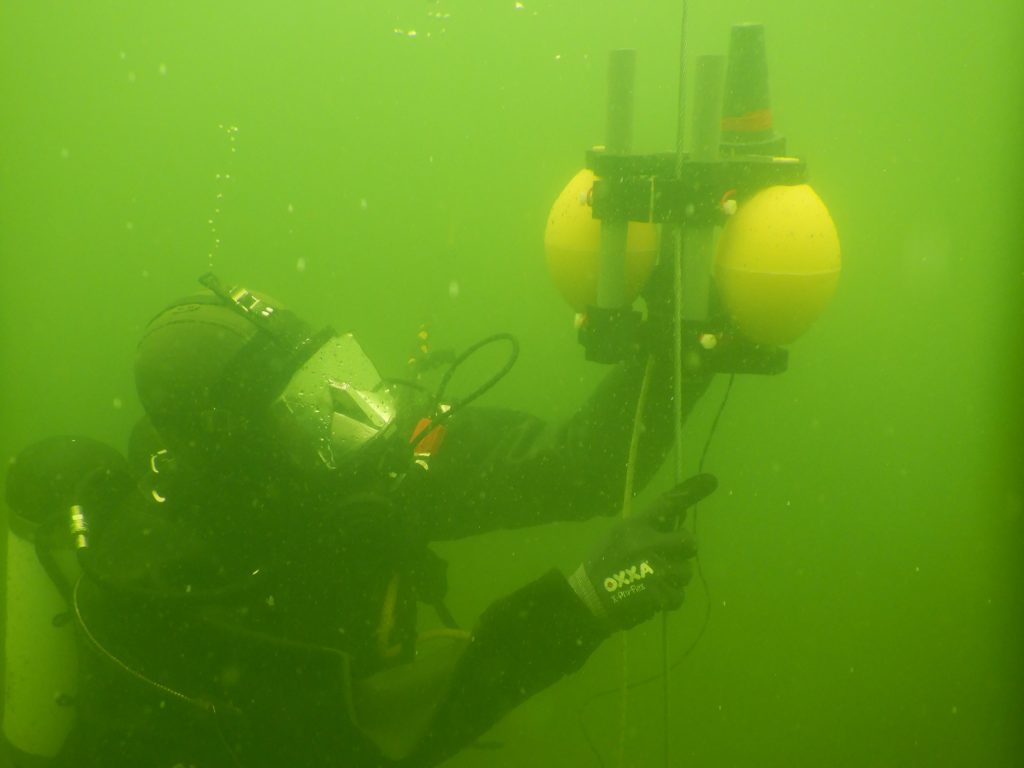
[1,2,1021,766]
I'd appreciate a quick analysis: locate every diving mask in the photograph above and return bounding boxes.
[270,334,400,473]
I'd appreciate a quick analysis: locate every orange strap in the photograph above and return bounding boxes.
[721,108,773,133]
[409,418,446,456]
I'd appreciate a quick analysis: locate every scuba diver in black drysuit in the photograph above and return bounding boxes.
[6,273,715,768]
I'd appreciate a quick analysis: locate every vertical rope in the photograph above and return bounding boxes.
[616,353,655,767]
[667,4,690,766]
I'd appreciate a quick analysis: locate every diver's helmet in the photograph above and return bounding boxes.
[135,274,414,478]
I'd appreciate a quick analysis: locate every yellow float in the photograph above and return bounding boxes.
[544,169,658,312]
[714,184,840,345]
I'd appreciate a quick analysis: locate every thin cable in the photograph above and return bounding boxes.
[676,1,690,174]
[73,577,245,766]
[72,579,217,713]
[699,374,735,474]
[621,355,655,519]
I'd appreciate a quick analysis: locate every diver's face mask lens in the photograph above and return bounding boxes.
[271,334,399,473]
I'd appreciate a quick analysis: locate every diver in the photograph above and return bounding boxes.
[4,272,714,768]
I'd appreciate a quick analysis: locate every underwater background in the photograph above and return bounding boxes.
[1,1,1021,766]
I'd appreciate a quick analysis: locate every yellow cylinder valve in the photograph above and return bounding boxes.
[544,169,658,312]
[714,184,840,345]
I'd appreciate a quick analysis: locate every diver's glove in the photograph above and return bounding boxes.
[568,474,717,631]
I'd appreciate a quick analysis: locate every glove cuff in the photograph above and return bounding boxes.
[568,564,607,619]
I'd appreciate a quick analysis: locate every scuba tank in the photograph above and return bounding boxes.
[4,512,77,759]
[3,436,130,761]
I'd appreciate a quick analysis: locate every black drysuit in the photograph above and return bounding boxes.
[57,354,708,768]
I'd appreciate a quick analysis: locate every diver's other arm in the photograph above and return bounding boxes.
[358,478,715,766]
[392,568,607,767]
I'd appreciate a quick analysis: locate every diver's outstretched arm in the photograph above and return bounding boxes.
[410,352,711,539]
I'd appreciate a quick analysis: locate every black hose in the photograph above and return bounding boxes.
[435,333,520,417]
